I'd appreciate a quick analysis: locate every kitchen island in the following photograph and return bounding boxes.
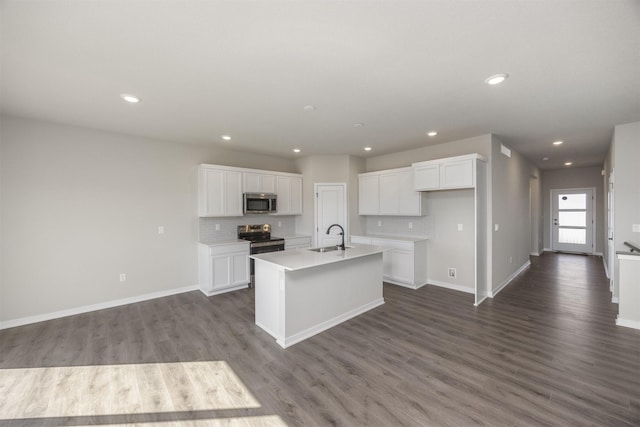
[250,244,384,348]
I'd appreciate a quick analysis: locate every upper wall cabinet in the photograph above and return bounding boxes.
[198,164,303,217]
[359,167,426,216]
[198,165,244,217]
[275,175,303,215]
[413,154,485,191]
[244,172,276,194]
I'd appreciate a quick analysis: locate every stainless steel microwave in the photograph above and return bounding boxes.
[243,193,277,214]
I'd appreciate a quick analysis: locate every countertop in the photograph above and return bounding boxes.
[250,243,384,271]
[617,251,640,257]
[199,239,250,247]
[272,234,312,240]
[350,234,428,242]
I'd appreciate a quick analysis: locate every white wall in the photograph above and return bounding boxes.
[490,136,535,293]
[541,166,605,253]
[0,115,297,325]
[365,135,492,172]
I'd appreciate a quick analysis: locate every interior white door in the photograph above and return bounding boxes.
[551,188,595,254]
[315,183,347,247]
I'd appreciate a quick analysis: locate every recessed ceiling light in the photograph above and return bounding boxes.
[553,140,564,145]
[542,157,549,161]
[427,131,438,137]
[221,135,231,141]
[484,73,509,85]
[120,93,141,103]
[564,162,573,166]
[293,148,301,153]
[364,147,372,151]
[303,105,316,112]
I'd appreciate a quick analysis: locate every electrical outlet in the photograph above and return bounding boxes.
[377,220,382,227]
[408,222,413,229]
[494,224,499,232]
[633,224,640,233]
[158,226,165,234]
[215,224,220,231]
[509,256,513,264]
[448,268,457,279]
[119,273,126,282]
[457,223,463,231]
[278,221,282,227]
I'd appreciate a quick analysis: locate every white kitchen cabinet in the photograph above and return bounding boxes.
[284,235,311,250]
[198,165,243,217]
[198,242,250,296]
[359,167,425,216]
[351,235,427,289]
[358,175,379,215]
[276,175,303,215]
[244,172,276,194]
[413,154,482,191]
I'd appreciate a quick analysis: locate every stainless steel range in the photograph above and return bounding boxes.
[238,224,285,286]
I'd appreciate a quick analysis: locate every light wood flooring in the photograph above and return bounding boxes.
[1,252,639,426]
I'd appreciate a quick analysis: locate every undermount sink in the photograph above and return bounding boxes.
[308,245,353,253]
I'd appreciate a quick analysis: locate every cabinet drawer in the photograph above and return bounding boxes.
[208,242,250,256]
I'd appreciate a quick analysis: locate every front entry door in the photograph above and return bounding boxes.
[315,183,347,247]
[551,188,595,254]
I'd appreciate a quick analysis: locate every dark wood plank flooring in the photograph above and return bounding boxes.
[1,252,639,426]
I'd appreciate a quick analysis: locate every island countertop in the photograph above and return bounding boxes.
[250,243,383,271]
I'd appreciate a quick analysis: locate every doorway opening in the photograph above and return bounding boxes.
[550,188,595,254]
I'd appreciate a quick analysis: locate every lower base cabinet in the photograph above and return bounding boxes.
[350,235,427,289]
[284,235,312,250]
[198,242,250,296]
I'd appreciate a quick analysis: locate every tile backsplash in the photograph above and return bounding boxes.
[363,215,432,238]
[199,216,296,243]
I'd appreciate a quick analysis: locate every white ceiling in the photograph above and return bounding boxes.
[1,1,639,169]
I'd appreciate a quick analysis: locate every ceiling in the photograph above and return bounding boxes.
[1,1,639,170]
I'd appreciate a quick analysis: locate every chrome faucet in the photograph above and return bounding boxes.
[326,224,345,250]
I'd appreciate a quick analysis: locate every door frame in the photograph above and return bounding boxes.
[607,172,615,292]
[549,187,596,254]
[314,183,348,247]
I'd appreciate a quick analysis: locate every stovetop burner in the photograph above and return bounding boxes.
[237,224,284,244]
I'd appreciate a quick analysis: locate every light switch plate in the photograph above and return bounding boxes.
[457,224,463,231]
[494,224,499,231]
[633,224,640,233]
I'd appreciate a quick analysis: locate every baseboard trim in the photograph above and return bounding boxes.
[489,260,531,298]
[199,283,249,297]
[383,279,427,290]
[278,298,385,348]
[0,285,199,330]
[616,317,640,330]
[530,252,541,257]
[428,280,474,294]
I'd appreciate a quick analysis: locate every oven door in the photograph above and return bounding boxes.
[249,243,284,287]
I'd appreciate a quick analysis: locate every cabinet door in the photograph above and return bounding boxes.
[379,174,399,215]
[390,249,414,284]
[397,170,422,215]
[211,254,232,290]
[414,164,440,191]
[379,170,422,216]
[359,175,379,215]
[230,252,249,286]
[201,168,225,216]
[276,175,291,214]
[244,173,276,193]
[225,171,244,216]
[440,159,474,189]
